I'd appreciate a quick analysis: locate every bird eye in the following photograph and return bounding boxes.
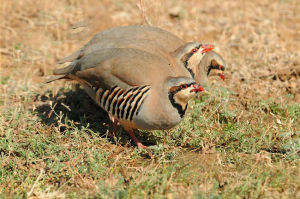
[181,84,188,89]
[192,48,198,53]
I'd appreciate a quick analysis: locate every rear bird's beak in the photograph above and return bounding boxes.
[218,65,225,80]
[208,64,225,80]
[191,84,205,93]
[219,72,225,80]
[201,44,214,54]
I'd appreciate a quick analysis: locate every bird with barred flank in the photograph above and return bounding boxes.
[58,25,226,85]
[47,48,204,148]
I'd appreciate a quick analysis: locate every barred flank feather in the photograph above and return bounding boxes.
[95,85,151,121]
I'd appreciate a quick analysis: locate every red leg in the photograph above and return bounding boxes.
[109,114,146,149]
[127,129,147,149]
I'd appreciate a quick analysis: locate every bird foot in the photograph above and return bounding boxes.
[137,142,147,149]
[126,129,147,149]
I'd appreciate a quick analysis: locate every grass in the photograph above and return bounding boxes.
[1,0,300,198]
[0,83,299,198]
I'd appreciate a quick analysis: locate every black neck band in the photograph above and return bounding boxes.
[183,53,195,78]
[181,44,202,78]
[168,91,188,118]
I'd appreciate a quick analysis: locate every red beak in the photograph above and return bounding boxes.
[191,84,205,93]
[219,65,225,80]
[219,65,225,81]
[220,72,225,80]
[201,44,214,54]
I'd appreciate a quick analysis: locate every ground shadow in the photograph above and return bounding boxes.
[34,85,157,147]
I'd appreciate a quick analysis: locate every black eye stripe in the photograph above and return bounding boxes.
[170,83,196,94]
[191,44,202,52]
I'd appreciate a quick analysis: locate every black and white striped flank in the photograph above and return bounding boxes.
[94,85,151,121]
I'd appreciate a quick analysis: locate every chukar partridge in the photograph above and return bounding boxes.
[58,25,225,84]
[47,48,204,148]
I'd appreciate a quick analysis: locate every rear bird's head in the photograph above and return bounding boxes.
[205,51,226,80]
[166,77,204,118]
[195,51,226,85]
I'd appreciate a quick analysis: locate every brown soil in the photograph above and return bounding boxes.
[1,0,299,106]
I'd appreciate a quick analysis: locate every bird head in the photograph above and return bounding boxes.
[194,51,226,85]
[205,51,226,80]
[166,77,204,117]
[172,42,214,79]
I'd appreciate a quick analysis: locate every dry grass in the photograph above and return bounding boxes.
[1,0,299,198]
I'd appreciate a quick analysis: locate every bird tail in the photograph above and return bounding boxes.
[44,75,67,83]
[53,62,78,75]
[45,72,97,103]
[56,50,82,64]
[45,61,78,83]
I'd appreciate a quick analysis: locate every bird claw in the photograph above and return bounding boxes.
[137,142,147,149]
[126,129,147,149]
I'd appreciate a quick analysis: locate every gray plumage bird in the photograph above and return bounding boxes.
[48,48,204,148]
[58,25,226,84]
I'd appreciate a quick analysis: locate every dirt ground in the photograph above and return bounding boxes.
[1,0,299,103]
[1,0,299,198]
